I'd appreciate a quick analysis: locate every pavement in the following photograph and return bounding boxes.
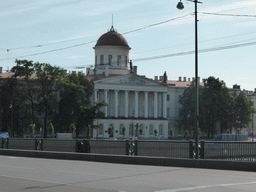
[0,155,256,192]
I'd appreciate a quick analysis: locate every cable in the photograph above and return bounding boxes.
[133,41,256,62]
[199,12,256,17]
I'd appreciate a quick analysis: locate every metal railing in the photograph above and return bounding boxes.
[1,138,256,161]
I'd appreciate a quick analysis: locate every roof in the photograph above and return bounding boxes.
[95,26,130,48]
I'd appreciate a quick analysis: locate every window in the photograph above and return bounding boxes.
[119,124,124,135]
[95,56,97,65]
[149,124,153,135]
[99,124,103,135]
[139,124,144,135]
[167,94,170,101]
[100,55,104,65]
[159,124,163,135]
[129,124,133,136]
[125,56,128,66]
[108,55,112,65]
[117,55,121,65]
[167,108,170,118]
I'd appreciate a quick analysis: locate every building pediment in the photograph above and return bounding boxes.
[95,74,164,86]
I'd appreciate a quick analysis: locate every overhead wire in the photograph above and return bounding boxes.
[133,41,256,62]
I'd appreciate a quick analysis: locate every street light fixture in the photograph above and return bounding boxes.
[177,0,202,159]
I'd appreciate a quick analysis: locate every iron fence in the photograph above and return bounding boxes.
[203,141,256,161]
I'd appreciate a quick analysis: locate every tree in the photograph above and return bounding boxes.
[178,76,255,138]
[34,62,66,138]
[55,72,105,137]
[233,93,255,129]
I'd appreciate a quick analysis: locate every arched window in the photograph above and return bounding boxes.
[129,124,133,136]
[99,124,103,135]
[139,124,144,135]
[159,124,163,135]
[149,124,153,136]
[119,124,124,135]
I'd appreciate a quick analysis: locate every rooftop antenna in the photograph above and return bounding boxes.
[110,14,116,32]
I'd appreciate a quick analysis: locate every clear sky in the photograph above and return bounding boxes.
[1,0,256,91]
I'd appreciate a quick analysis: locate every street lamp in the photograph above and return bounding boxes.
[177,0,202,159]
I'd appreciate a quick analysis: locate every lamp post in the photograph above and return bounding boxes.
[177,0,202,159]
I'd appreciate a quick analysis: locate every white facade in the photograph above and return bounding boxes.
[92,74,169,139]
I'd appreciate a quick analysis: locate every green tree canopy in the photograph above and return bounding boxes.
[178,76,255,138]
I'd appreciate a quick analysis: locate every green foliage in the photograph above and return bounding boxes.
[70,123,76,134]
[169,128,174,136]
[236,128,241,136]
[108,126,113,137]
[28,124,35,134]
[48,122,54,135]
[154,129,158,137]
[139,128,143,135]
[184,130,189,138]
[121,126,126,136]
[87,125,92,138]
[227,130,230,138]
[198,128,201,138]
[178,76,255,138]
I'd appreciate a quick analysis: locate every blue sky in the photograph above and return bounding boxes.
[1,0,256,91]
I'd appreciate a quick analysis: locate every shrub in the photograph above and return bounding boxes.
[48,123,54,135]
[154,129,158,137]
[28,124,35,134]
[121,126,126,136]
[139,128,143,135]
[169,128,174,137]
[108,126,113,137]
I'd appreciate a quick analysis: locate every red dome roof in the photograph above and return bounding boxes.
[95,27,130,48]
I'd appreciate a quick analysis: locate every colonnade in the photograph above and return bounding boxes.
[94,89,167,119]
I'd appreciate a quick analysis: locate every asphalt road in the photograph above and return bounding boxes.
[0,155,255,192]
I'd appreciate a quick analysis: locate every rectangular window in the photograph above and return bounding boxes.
[108,55,112,65]
[95,56,97,65]
[117,55,121,65]
[167,95,170,101]
[125,56,128,66]
[100,55,104,65]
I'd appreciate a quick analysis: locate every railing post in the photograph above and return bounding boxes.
[135,140,138,156]
[41,138,44,151]
[200,141,205,159]
[189,141,193,159]
[126,140,129,155]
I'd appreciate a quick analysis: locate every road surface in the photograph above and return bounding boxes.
[0,155,255,192]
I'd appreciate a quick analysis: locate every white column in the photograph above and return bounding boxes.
[154,92,158,118]
[135,91,138,118]
[144,92,148,118]
[114,90,119,118]
[125,90,129,118]
[163,92,167,118]
[94,89,98,104]
[104,89,108,117]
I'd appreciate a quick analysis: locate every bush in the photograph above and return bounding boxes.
[154,129,158,137]
[108,126,113,137]
[70,123,76,134]
[48,123,54,135]
[28,124,35,134]
[169,128,174,137]
[121,126,126,136]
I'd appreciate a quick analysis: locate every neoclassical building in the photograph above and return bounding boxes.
[87,26,191,139]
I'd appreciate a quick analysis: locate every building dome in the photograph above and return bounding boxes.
[95,26,130,48]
